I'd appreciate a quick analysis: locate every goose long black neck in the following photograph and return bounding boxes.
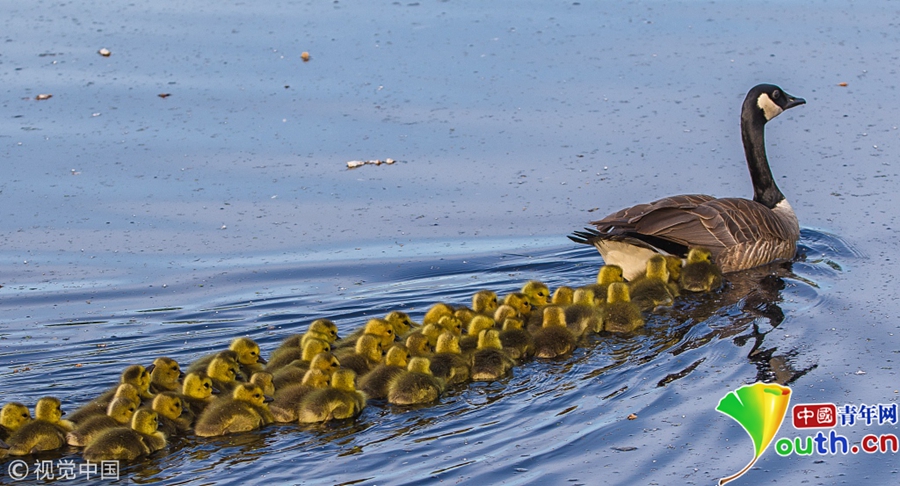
[741,99,785,209]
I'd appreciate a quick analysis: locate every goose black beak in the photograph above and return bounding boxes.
[784,95,805,110]
[257,356,268,365]
[263,395,274,403]
[145,364,156,374]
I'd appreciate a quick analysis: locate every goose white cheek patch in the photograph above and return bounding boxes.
[757,93,784,120]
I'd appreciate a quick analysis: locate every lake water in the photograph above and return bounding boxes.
[2,0,899,484]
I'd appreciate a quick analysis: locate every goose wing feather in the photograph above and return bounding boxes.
[579,195,798,272]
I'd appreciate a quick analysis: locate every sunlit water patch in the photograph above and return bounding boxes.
[0,229,859,484]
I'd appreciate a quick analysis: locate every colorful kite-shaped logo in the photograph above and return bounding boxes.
[716,382,792,485]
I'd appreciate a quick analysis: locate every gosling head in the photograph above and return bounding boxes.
[362,318,395,347]
[182,372,215,400]
[501,318,524,331]
[472,290,499,314]
[207,356,239,383]
[607,282,632,304]
[422,302,455,326]
[407,357,433,375]
[308,319,340,343]
[493,304,519,323]
[502,293,532,316]
[598,265,625,285]
[466,315,495,337]
[120,365,152,396]
[106,397,137,425]
[301,369,331,389]
[301,338,331,362]
[385,345,411,368]
[541,306,567,328]
[642,255,669,281]
[521,281,551,306]
[405,333,432,356]
[552,286,575,305]
[356,334,384,362]
[330,369,358,392]
[34,397,65,423]
[687,247,713,264]
[250,372,275,397]
[572,288,597,306]
[435,332,461,355]
[230,337,265,366]
[232,383,269,406]
[131,409,160,435]
[384,311,414,336]
[151,392,184,420]
[309,352,341,374]
[436,315,463,335]
[476,329,502,350]
[150,357,182,388]
[0,402,32,431]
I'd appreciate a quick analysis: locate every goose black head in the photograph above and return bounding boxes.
[745,84,805,122]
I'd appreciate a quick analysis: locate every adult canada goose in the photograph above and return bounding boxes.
[570,84,805,280]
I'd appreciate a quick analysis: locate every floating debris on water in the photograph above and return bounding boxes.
[301,51,311,62]
[347,158,397,169]
[158,93,171,99]
[35,94,53,101]
[98,48,111,57]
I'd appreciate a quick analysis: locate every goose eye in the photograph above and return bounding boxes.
[386,329,393,335]
[772,89,780,99]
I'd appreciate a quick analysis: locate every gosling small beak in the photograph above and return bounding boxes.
[211,387,221,395]
[263,395,274,403]
[257,356,268,365]
[145,364,156,374]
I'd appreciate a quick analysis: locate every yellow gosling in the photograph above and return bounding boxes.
[149,391,190,437]
[405,333,433,358]
[297,369,366,423]
[470,330,516,382]
[359,345,412,400]
[679,247,724,292]
[194,383,274,437]
[552,286,575,306]
[82,409,165,461]
[532,306,578,359]
[7,397,74,456]
[270,369,332,422]
[0,403,32,442]
[149,357,183,394]
[628,255,679,311]
[499,318,534,360]
[521,280,551,307]
[422,302,455,326]
[180,372,216,418]
[460,315,496,355]
[334,334,383,377]
[472,290,499,315]
[502,293,533,318]
[603,283,645,333]
[267,338,329,373]
[428,332,470,386]
[206,356,241,394]
[66,397,136,447]
[387,357,444,406]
